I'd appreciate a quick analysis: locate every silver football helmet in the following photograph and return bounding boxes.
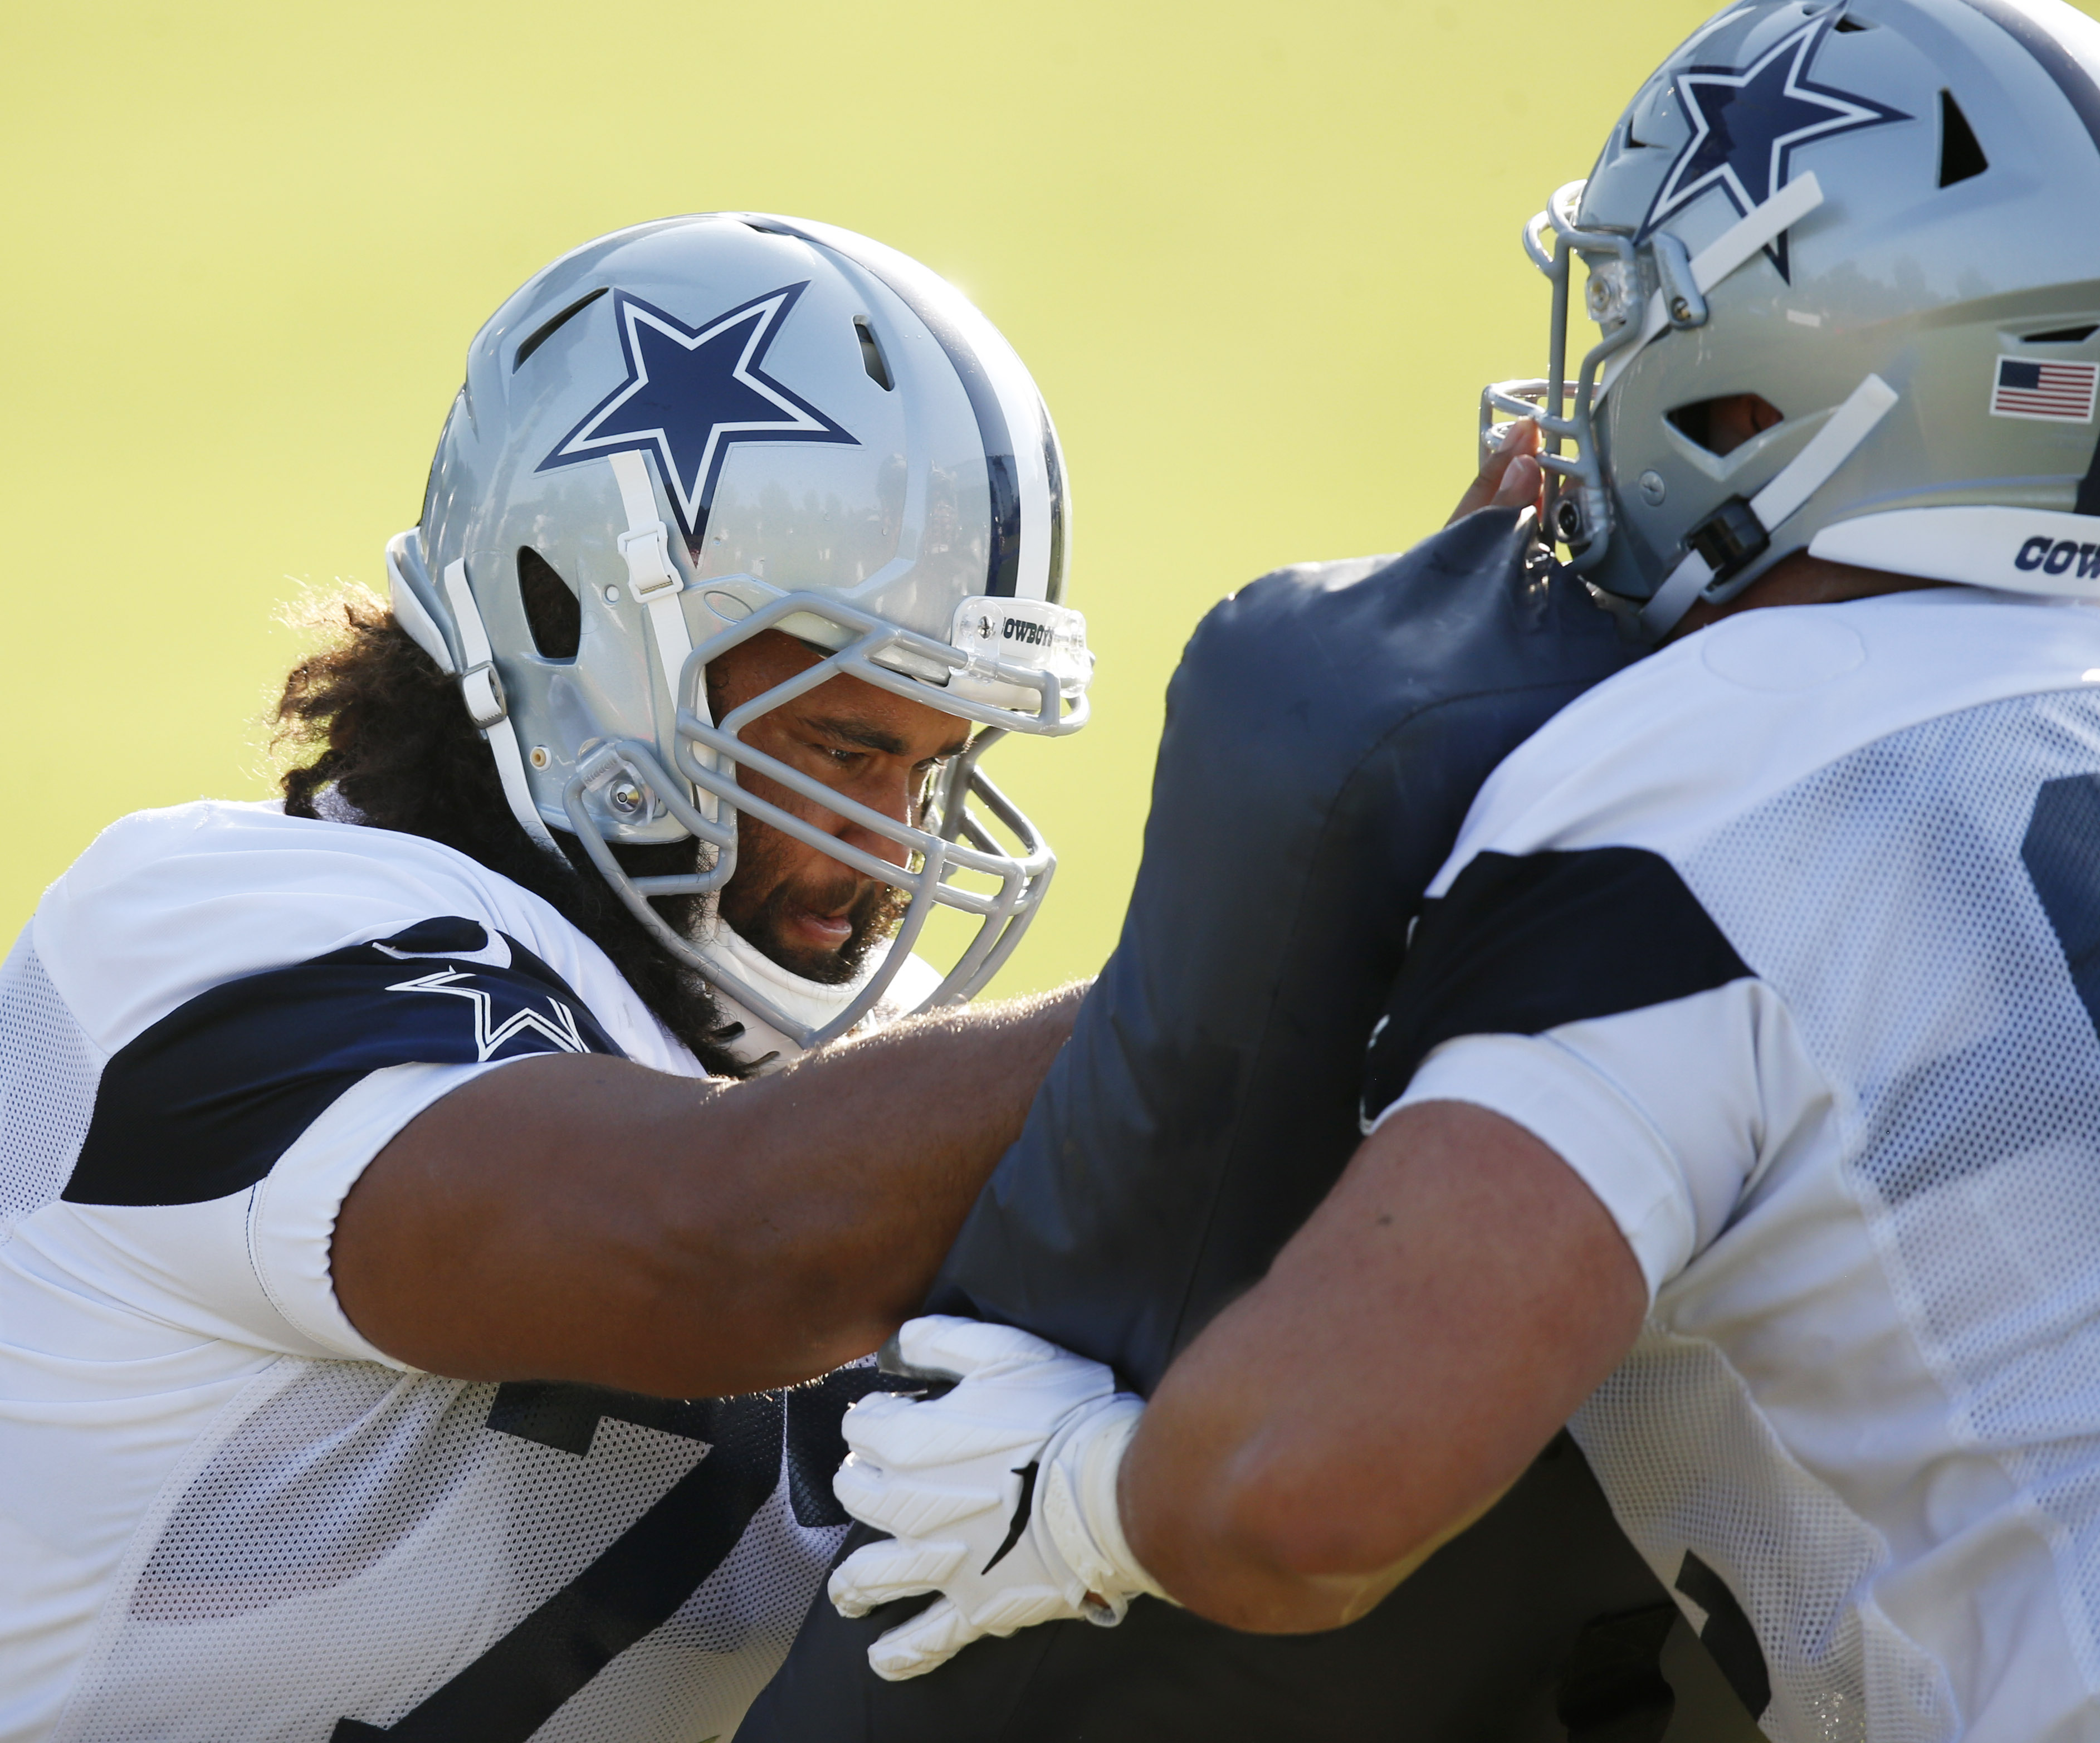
[1486,0,2100,639]
[387,215,1091,1052]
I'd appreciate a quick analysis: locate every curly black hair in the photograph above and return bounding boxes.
[272,592,746,1077]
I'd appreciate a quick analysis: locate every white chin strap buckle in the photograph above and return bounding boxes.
[609,451,694,700]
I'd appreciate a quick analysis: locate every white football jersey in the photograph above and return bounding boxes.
[1363,591,2100,1743]
[0,803,897,1742]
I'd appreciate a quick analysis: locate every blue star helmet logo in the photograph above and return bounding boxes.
[1640,16,1908,280]
[539,281,857,538]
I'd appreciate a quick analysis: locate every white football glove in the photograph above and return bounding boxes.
[828,1315,1168,1681]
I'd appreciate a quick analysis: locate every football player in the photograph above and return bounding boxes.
[0,216,1093,1740]
[812,2,2100,1737]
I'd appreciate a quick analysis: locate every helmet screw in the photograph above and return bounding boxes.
[1638,470,1667,506]
[1555,497,1586,541]
[609,780,646,816]
[604,585,622,603]
[1669,296,1693,323]
[529,746,551,770]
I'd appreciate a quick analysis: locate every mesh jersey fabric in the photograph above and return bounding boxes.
[741,515,1761,1743]
[1365,591,2100,1742]
[0,802,885,1743]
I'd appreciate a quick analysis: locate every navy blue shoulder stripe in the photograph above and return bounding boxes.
[1360,847,1753,1129]
[739,214,1025,597]
[63,919,624,1208]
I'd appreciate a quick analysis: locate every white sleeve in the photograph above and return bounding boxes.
[247,1061,507,1363]
[1374,979,1833,1296]
[20,827,646,1362]
[17,1062,506,1366]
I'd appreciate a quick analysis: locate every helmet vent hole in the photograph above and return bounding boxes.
[517,547,581,661]
[1938,90,1987,188]
[1667,394,1784,458]
[855,318,894,392]
[2025,324,2100,345]
[1833,13,1873,31]
[513,287,608,372]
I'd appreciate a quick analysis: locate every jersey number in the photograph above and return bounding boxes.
[331,1369,897,1741]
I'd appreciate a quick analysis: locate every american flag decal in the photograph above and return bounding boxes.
[1991,357,2099,422]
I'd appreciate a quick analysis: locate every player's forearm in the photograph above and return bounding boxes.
[334,981,1087,1397]
[1114,1288,1462,1634]
[1119,1378,1511,1632]
[671,981,1090,1385]
[1116,1101,1646,1633]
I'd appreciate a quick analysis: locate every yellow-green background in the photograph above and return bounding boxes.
[8,0,2046,991]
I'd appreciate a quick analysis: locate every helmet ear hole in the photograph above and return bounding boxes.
[1667,394,1784,458]
[517,546,581,661]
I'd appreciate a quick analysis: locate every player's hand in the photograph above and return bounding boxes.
[1446,417,1545,526]
[828,1315,1164,1680]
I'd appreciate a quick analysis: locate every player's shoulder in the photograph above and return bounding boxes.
[56,798,515,902]
[1434,590,2100,886]
[33,800,641,1057]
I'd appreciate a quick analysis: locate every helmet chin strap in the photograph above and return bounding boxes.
[1598,174,1827,399]
[441,559,563,855]
[609,451,692,700]
[608,452,722,823]
[1637,373,1899,641]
